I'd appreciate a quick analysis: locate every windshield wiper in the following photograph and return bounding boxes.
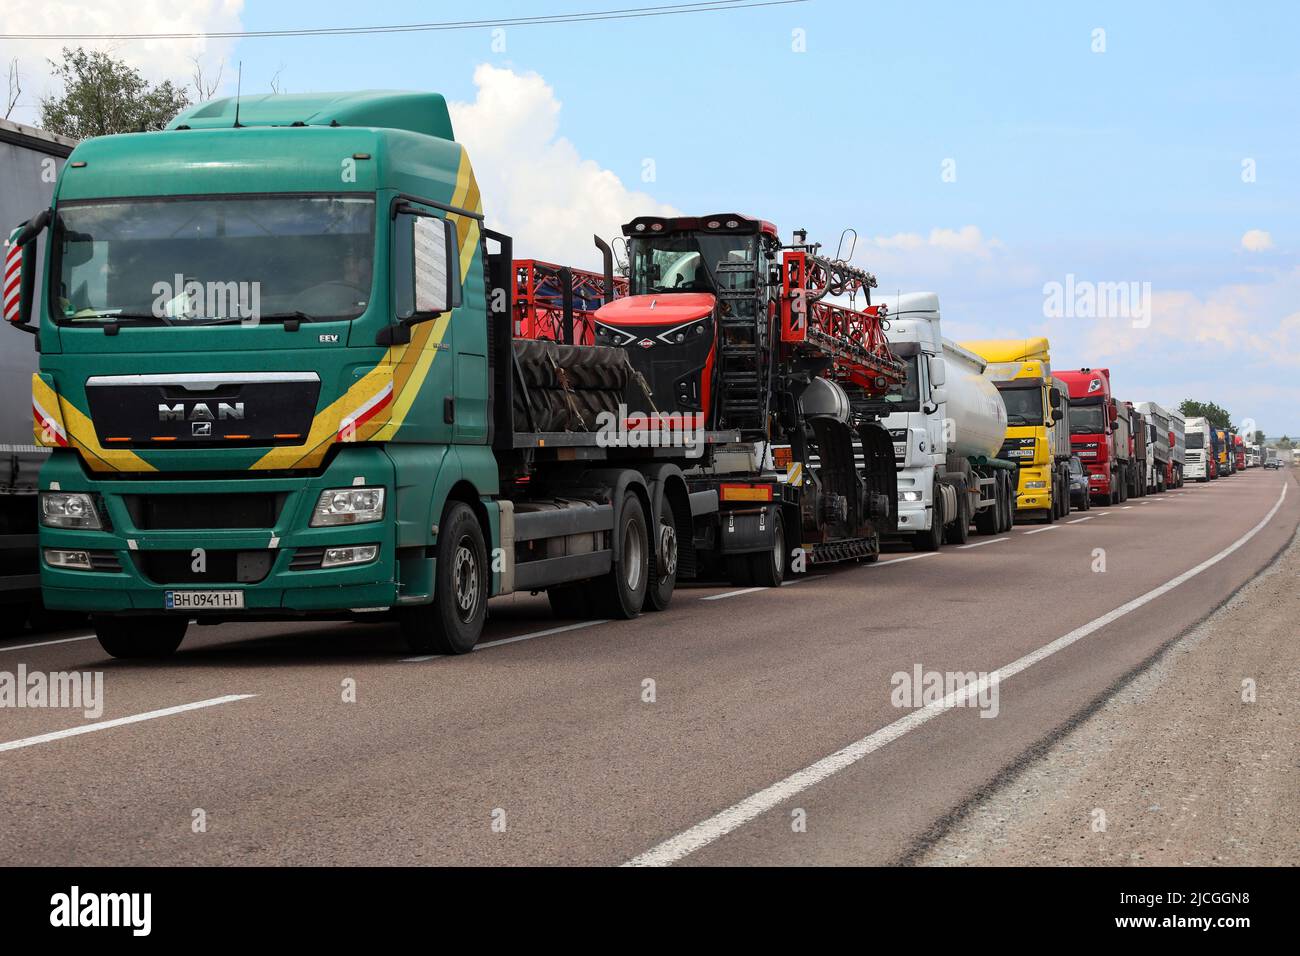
[190,311,321,328]
[69,312,177,327]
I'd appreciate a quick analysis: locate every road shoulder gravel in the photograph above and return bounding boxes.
[915,520,1300,866]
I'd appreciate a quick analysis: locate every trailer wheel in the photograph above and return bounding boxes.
[974,480,998,535]
[749,510,786,588]
[912,481,944,552]
[401,502,487,655]
[995,472,1011,532]
[597,491,649,619]
[644,506,678,612]
[94,616,188,659]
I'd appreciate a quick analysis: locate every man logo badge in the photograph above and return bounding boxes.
[192,422,213,437]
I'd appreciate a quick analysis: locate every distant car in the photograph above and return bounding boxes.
[1067,455,1091,510]
[1264,459,1282,469]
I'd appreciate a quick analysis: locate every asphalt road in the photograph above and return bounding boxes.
[1,468,1295,866]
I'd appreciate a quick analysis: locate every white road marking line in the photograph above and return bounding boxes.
[401,619,611,661]
[1095,511,1111,516]
[871,553,940,566]
[623,481,1290,867]
[702,587,765,602]
[1067,516,1094,524]
[476,619,609,650]
[0,634,96,654]
[0,694,256,754]
[1023,525,1059,535]
[1121,505,1133,510]
[957,537,1010,549]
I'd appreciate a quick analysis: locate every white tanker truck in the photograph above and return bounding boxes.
[878,293,1018,551]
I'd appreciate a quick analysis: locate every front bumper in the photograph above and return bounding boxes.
[38,447,399,615]
[1014,466,1052,511]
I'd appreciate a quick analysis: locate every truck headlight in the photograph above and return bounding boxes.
[898,490,923,502]
[321,544,379,568]
[311,487,385,526]
[40,492,102,529]
[1025,480,1047,489]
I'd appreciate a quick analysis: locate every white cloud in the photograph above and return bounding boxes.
[449,64,677,271]
[872,226,1003,257]
[0,1,243,124]
[1240,229,1273,252]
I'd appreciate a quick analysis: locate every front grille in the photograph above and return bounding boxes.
[132,549,273,584]
[123,493,287,530]
[88,550,122,572]
[289,547,325,570]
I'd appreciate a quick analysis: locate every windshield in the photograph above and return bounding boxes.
[1069,404,1107,433]
[629,234,755,295]
[53,194,375,324]
[997,386,1044,426]
[883,355,921,410]
[1186,432,1204,449]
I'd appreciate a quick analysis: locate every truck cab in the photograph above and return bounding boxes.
[1056,367,1129,505]
[5,91,714,658]
[961,338,1071,523]
[878,294,1013,550]
[1184,417,1211,481]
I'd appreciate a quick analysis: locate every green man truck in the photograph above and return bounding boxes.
[4,91,726,658]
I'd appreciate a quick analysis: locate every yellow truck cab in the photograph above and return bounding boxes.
[960,338,1071,523]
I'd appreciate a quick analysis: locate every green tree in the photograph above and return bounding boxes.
[1279,436,1293,449]
[1178,400,1233,430]
[38,47,190,139]
[1252,429,1266,444]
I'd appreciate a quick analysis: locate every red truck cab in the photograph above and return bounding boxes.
[1056,368,1127,505]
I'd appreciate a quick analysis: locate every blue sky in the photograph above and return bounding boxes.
[5,1,1297,434]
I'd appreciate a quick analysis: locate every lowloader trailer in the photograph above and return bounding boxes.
[877,293,1016,551]
[593,215,906,586]
[5,90,730,659]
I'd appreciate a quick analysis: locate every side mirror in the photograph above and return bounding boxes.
[4,211,51,333]
[413,215,455,314]
[928,356,947,388]
[390,207,461,337]
[929,386,948,405]
[1049,386,1064,415]
[1107,403,1119,426]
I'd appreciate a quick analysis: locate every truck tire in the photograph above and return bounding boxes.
[596,491,649,619]
[974,481,998,535]
[748,510,785,587]
[401,502,488,655]
[548,584,594,619]
[999,472,1014,532]
[644,506,678,611]
[94,616,188,659]
[944,490,970,544]
[912,481,944,552]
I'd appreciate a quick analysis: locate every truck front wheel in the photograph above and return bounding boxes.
[94,616,188,659]
[402,502,487,655]
[912,482,944,552]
